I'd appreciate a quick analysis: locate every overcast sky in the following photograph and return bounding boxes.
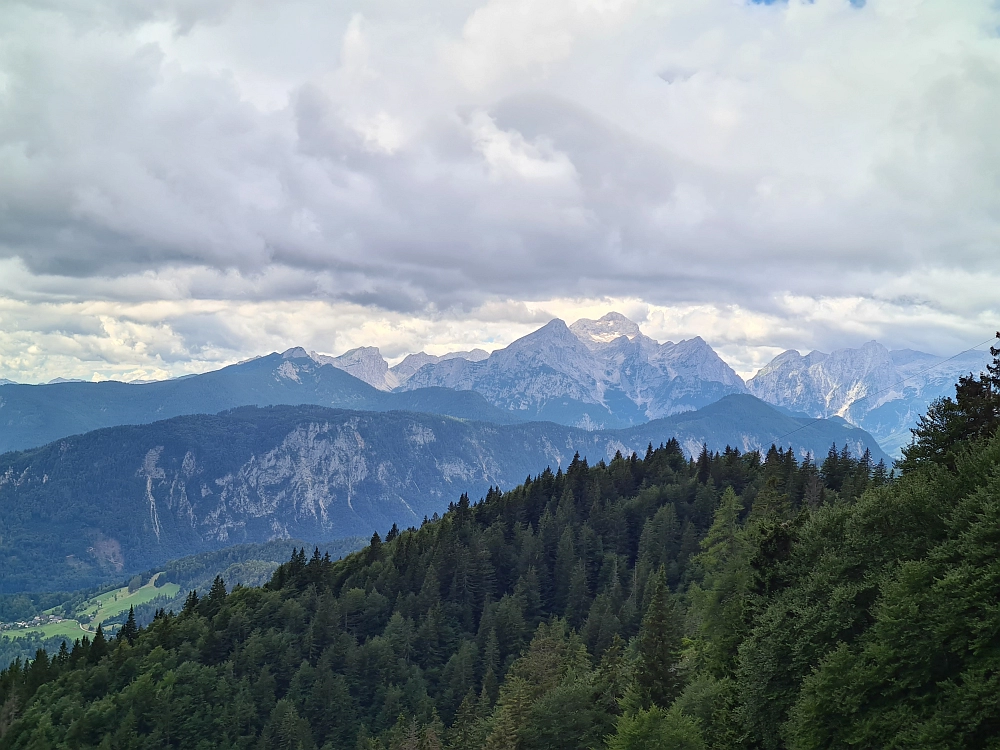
[0,0,997,383]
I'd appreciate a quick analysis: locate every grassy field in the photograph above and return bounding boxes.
[78,577,180,626]
[1,618,84,642]
[4,574,179,640]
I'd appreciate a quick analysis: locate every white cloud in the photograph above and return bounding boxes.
[469,110,578,185]
[444,0,637,91]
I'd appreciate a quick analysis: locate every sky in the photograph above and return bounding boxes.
[0,0,998,383]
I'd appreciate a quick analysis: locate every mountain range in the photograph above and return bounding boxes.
[311,346,490,391]
[0,313,750,453]
[318,314,991,457]
[747,341,993,456]
[1,312,986,463]
[0,350,524,455]
[0,396,885,593]
[296,313,746,429]
[399,314,746,427]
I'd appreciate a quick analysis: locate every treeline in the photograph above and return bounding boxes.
[2,342,999,749]
[155,538,369,592]
[117,538,369,632]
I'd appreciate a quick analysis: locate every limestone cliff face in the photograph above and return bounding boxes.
[748,343,993,457]
[747,342,903,418]
[130,416,464,550]
[401,314,746,427]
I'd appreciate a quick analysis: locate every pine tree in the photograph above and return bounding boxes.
[448,688,482,749]
[368,532,383,563]
[564,560,590,629]
[900,337,1000,472]
[203,575,227,617]
[182,589,200,615]
[636,568,684,707]
[56,640,69,666]
[118,606,138,645]
[89,624,107,664]
[690,486,749,675]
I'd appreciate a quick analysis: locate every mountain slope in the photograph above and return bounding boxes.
[747,342,902,416]
[617,394,885,461]
[0,350,524,455]
[0,397,885,592]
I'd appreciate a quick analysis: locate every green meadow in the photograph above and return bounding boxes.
[4,575,179,641]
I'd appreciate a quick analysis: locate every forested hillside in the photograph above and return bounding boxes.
[0,538,366,678]
[0,351,997,749]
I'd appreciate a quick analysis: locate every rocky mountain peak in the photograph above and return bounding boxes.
[497,319,595,364]
[390,349,490,383]
[311,347,397,391]
[399,315,746,425]
[748,340,902,425]
[570,312,642,348]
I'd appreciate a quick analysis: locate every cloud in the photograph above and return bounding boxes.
[0,0,997,381]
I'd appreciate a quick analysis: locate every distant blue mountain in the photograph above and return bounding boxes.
[0,313,750,454]
[0,350,524,455]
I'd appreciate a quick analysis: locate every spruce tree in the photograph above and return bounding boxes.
[636,568,684,707]
[89,625,107,664]
[900,333,1000,472]
[56,640,69,666]
[182,589,200,615]
[118,606,138,645]
[203,575,227,617]
[448,689,482,749]
[368,532,383,563]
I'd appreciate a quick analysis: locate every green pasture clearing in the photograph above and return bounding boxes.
[85,578,179,627]
[3,573,179,640]
[1,618,83,642]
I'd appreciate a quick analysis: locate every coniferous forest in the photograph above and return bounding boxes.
[1,353,999,749]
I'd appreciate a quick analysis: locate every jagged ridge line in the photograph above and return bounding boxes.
[773,333,1000,447]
